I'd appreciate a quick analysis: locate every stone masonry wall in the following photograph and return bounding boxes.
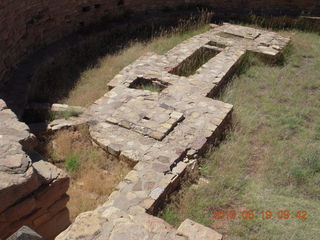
[0,99,70,239]
[0,0,185,87]
[0,0,319,87]
[203,0,320,16]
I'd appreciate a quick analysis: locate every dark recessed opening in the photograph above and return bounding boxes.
[207,41,227,48]
[117,0,124,6]
[82,6,91,12]
[169,47,220,77]
[129,77,169,93]
[143,116,151,120]
[94,4,101,9]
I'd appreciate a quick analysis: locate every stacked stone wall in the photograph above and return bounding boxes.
[202,0,320,16]
[0,0,184,86]
[0,99,70,239]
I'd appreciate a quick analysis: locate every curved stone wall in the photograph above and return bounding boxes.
[202,0,320,16]
[0,0,319,87]
[0,0,185,86]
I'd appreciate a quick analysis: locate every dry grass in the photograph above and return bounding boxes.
[67,161,128,220]
[29,11,211,106]
[63,44,148,106]
[44,126,131,221]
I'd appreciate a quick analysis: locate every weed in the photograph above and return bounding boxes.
[47,108,82,121]
[65,155,80,174]
[62,109,81,118]
[289,167,306,185]
[161,207,180,226]
[303,151,320,174]
[141,84,162,92]
[314,125,320,140]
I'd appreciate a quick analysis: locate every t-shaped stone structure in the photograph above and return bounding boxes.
[56,24,290,239]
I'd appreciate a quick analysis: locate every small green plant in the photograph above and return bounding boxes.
[314,125,320,140]
[48,112,57,122]
[237,53,261,75]
[141,84,162,92]
[62,109,81,119]
[290,167,305,185]
[48,108,81,121]
[304,151,320,174]
[65,155,80,174]
[160,207,180,226]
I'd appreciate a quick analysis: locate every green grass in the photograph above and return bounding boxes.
[48,108,82,121]
[141,84,162,92]
[159,31,320,240]
[65,155,80,174]
[62,109,81,118]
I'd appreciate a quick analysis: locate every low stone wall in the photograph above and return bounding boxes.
[0,99,70,239]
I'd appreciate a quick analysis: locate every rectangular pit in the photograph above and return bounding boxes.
[169,47,220,77]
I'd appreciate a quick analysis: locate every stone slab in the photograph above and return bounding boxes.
[177,219,222,240]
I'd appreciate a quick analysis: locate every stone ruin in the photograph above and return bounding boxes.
[0,99,70,239]
[0,23,290,239]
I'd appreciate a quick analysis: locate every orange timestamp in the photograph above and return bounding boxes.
[211,210,308,220]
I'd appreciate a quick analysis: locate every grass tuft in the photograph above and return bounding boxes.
[141,84,162,92]
[65,155,81,174]
[48,108,82,121]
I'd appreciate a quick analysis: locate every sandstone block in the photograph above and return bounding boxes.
[48,194,70,214]
[33,160,67,184]
[35,208,70,240]
[0,166,40,213]
[35,176,69,208]
[0,196,36,222]
[109,222,150,240]
[177,219,222,240]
